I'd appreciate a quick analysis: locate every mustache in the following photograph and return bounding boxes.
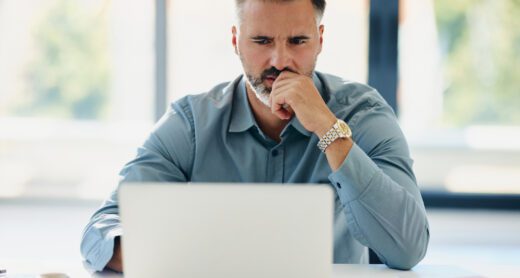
[260,67,297,80]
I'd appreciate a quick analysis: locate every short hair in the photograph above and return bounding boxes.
[234,0,326,26]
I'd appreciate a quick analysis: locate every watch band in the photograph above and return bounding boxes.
[317,119,352,152]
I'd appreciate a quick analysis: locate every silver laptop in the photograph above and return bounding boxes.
[119,183,334,278]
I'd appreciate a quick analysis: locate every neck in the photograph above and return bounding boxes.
[245,84,289,142]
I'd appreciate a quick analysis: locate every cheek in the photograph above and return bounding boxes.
[296,47,319,66]
[240,45,269,67]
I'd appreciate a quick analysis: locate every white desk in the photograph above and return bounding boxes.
[1,263,483,278]
[90,264,483,278]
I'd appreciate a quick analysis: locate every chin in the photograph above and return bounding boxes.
[254,91,271,108]
[256,93,271,108]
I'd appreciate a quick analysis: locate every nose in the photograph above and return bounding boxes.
[270,44,292,71]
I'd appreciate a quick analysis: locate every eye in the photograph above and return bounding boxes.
[253,38,271,45]
[289,37,307,45]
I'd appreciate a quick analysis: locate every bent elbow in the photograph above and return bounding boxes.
[386,254,422,270]
[386,227,430,270]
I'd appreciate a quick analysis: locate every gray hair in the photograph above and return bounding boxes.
[234,0,326,26]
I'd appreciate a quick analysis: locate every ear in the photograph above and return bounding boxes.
[317,24,324,54]
[232,26,239,55]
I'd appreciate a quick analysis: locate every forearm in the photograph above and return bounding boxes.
[328,144,429,270]
[345,173,429,269]
[323,137,353,171]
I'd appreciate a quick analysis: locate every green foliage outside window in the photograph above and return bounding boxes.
[435,0,520,127]
[13,0,110,120]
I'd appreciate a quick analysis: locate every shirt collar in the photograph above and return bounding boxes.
[228,76,257,133]
[228,72,326,138]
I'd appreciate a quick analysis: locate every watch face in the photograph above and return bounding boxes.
[338,120,352,137]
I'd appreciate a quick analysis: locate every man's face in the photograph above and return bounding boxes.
[232,0,324,107]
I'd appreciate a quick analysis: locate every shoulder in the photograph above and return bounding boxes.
[317,72,389,110]
[145,76,242,169]
[316,72,406,152]
[174,77,239,113]
[167,75,242,126]
[316,71,396,126]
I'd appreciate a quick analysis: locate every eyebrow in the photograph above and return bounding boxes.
[250,36,272,40]
[250,35,311,40]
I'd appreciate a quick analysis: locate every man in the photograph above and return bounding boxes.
[81,0,429,272]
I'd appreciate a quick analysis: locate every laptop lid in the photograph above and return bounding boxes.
[119,183,334,278]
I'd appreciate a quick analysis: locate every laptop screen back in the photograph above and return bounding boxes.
[119,183,334,278]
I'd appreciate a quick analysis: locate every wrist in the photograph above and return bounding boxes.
[314,115,337,138]
[107,236,123,272]
[316,118,352,153]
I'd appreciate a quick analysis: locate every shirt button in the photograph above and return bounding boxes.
[272,149,279,156]
[336,182,342,189]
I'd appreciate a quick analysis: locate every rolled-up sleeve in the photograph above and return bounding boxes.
[80,104,195,271]
[328,102,430,270]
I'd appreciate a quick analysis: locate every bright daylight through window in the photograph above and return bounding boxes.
[0,0,154,199]
[399,0,520,194]
[2,0,518,200]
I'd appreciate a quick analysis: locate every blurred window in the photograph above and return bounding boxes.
[0,0,154,199]
[399,0,520,194]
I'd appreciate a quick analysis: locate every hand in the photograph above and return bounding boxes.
[270,71,336,136]
[106,236,123,273]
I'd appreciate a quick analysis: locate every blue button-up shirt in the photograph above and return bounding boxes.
[81,72,429,271]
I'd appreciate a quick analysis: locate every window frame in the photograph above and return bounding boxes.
[367,0,520,210]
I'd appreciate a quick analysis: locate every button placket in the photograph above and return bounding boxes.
[267,147,284,183]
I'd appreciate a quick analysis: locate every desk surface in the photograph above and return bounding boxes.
[91,264,483,278]
[2,263,484,278]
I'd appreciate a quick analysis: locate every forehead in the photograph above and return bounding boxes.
[239,0,318,36]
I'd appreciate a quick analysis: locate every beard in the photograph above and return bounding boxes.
[244,67,283,107]
[240,59,316,108]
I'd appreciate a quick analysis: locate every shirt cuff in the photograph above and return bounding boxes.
[89,226,123,271]
[328,143,379,203]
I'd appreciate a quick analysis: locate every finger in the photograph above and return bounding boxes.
[275,70,298,82]
[272,78,294,93]
[272,97,292,120]
[271,82,301,114]
[270,87,292,111]
[270,92,285,113]
[273,107,292,120]
[270,91,292,119]
[272,74,301,93]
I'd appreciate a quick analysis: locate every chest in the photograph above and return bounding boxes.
[190,131,332,184]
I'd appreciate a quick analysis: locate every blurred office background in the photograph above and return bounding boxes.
[0,0,519,276]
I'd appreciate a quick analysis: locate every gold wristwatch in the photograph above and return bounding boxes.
[317,119,352,152]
